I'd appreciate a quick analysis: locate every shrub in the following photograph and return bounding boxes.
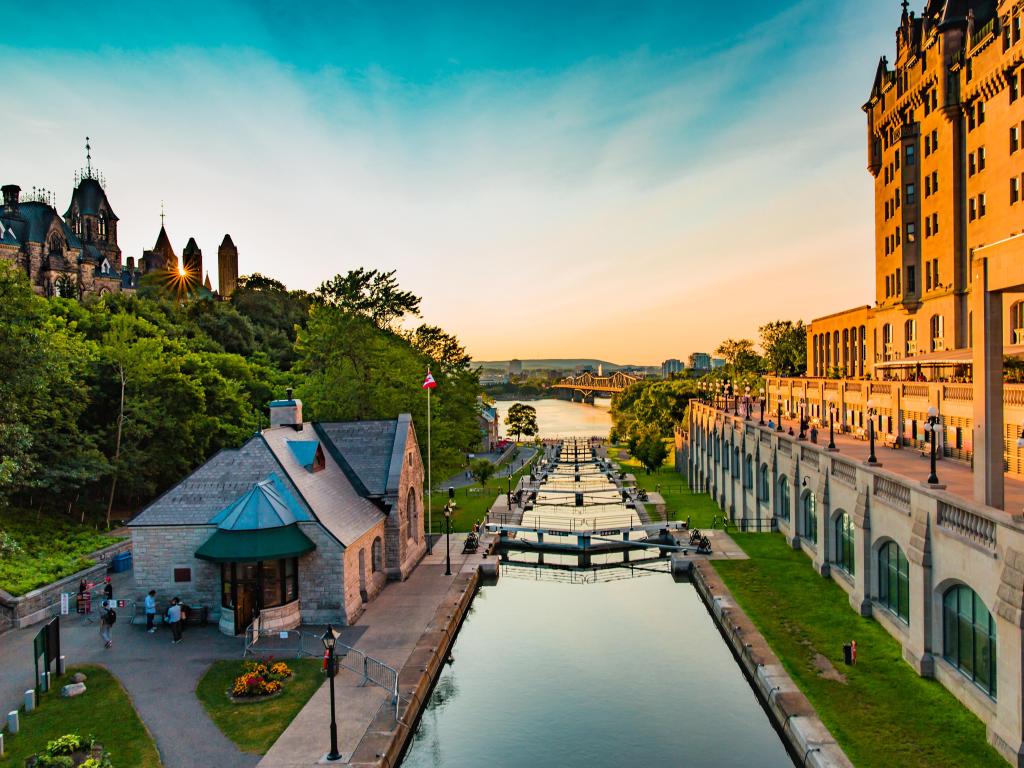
[231,671,282,698]
[45,734,86,756]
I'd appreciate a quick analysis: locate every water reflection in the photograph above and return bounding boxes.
[400,563,794,768]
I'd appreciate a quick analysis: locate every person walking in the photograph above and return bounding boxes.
[168,597,183,644]
[99,600,116,649]
[145,590,157,633]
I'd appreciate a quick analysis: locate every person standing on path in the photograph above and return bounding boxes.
[99,600,116,649]
[103,576,113,602]
[168,597,183,644]
[145,589,157,633]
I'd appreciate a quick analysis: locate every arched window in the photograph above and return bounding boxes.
[878,542,909,622]
[834,511,855,575]
[722,444,729,470]
[905,319,917,356]
[930,314,945,351]
[371,537,383,573]
[406,487,420,543]
[732,446,739,477]
[48,234,63,256]
[776,476,791,521]
[758,464,770,504]
[801,491,818,543]
[1011,301,1024,345]
[943,585,997,697]
[744,455,753,489]
[882,323,893,360]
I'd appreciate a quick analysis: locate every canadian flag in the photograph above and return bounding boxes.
[422,371,437,390]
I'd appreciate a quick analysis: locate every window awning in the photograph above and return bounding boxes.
[875,344,1024,369]
[195,523,316,563]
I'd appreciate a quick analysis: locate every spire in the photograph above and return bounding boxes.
[85,136,92,177]
[204,272,213,291]
[160,200,165,228]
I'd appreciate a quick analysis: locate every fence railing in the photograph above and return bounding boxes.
[873,475,911,512]
[937,501,997,550]
[831,457,857,487]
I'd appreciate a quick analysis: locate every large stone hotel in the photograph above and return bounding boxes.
[687,2,1024,764]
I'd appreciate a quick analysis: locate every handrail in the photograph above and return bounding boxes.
[937,501,997,549]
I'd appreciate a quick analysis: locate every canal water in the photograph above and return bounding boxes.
[494,398,612,439]
[400,561,794,768]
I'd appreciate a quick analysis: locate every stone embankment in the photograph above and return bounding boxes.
[673,554,853,768]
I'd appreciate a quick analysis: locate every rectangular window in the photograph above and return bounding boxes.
[926,261,933,290]
[979,146,986,171]
[979,192,987,217]
[896,269,902,295]
[925,135,931,155]
[933,212,939,234]
[926,217,932,237]
[933,259,939,286]
[978,101,986,125]
[886,275,891,297]
[932,170,938,192]
[896,188,901,208]
[896,226,901,246]
[970,197,977,221]
[925,176,932,197]
[908,265,916,293]
[969,152,977,176]
[969,109,976,131]
[906,183,916,204]
[1012,71,1020,103]
[173,567,192,583]
[1013,177,1021,205]
[907,222,916,243]
[896,150,901,170]
[906,145,915,165]
[932,129,938,152]
[1012,126,1020,154]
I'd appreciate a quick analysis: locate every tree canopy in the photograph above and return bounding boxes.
[504,403,538,442]
[759,320,807,376]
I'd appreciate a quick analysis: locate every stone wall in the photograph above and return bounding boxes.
[0,538,131,630]
[130,526,221,617]
[689,400,1024,766]
[296,522,346,625]
[340,524,389,625]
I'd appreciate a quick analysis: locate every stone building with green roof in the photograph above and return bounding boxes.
[129,395,426,634]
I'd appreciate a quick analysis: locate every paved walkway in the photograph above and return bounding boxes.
[440,447,537,489]
[258,536,487,767]
[753,410,1024,515]
[0,571,254,768]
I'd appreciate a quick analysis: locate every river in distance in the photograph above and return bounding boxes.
[399,561,794,768]
[493,398,612,439]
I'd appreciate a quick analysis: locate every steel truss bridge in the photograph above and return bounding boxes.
[551,371,639,398]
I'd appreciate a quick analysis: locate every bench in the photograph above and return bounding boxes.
[882,434,898,449]
[853,427,866,441]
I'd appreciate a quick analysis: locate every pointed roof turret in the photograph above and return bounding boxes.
[204,272,213,291]
[152,225,178,271]
[220,233,235,248]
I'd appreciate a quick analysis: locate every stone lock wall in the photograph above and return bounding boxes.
[130,526,221,617]
[689,400,1024,766]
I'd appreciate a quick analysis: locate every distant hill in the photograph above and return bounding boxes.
[474,358,637,372]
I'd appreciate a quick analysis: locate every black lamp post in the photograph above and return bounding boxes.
[866,399,878,465]
[732,383,739,416]
[759,389,766,426]
[744,386,752,420]
[827,401,837,451]
[798,399,807,440]
[445,487,454,576]
[321,625,341,762]
[776,401,783,433]
[924,406,940,484]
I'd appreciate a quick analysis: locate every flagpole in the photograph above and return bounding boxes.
[427,377,433,554]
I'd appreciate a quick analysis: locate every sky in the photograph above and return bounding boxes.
[2,0,900,364]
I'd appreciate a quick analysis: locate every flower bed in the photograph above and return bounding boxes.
[229,659,293,703]
[26,732,111,767]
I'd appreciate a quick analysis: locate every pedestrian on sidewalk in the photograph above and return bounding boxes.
[103,575,113,602]
[168,597,183,644]
[99,600,116,649]
[145,589,158,633]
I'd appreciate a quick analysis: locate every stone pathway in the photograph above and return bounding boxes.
[258,536,489,767]
[0,571,255,768]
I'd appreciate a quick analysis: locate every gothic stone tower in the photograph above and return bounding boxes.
[182,237,203,290]
[218,234,238,299]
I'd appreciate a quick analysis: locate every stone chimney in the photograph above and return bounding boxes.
[2,185,21,215]
[269,387,303,430]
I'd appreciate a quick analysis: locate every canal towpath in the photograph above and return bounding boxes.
[258,536,491,767]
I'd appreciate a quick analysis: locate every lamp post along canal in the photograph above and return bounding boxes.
[866,399,878,465]
[924,406,940,485]
[744,386,752,420]
[732,382,739,417]
[776,401,783,433]
[827,400,836,451]
[322,625,341,762]
[445,486,454,576]
[798,398,807,441]
[759,388,765,426]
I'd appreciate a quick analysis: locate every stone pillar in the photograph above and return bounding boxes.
[814,474,830,577]
[906,504,934,676]
[972,256,1005,508]
[993,548,1024,764]
[850,488,871,616]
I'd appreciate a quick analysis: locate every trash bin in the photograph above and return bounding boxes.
[111,551,132,573]
[842,643,853,665]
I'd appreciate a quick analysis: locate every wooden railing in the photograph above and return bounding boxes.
[937,501,997,549]
[873,475,911,511]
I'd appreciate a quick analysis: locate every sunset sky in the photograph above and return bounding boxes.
[2,0,899,364]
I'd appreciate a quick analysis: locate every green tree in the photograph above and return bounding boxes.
[505,403,538,442]
[470,458,496,487]
[759,320,807,376]
[636,431,669,474]
[230,273,311,369]
[714,338,764,375]
[315,269,420,331]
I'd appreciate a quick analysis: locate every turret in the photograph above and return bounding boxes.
[218,234,238,299]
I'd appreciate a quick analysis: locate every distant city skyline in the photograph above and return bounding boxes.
[2,0,896,363]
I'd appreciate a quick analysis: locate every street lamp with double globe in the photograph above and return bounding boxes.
[923,406,940,484]
[866,399,879,465]
[321,625,341,762]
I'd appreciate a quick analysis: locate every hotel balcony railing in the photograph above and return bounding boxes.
[970,17,997,52]
[931,338,945,352]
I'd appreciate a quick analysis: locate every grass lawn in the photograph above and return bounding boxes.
[712,533,1006,768]
[0,508,125,596]
[429,448,540,533]
[196,658,323,754]
[0,665,161,766]
[608,444,719,528]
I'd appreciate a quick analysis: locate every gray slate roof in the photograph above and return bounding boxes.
[64,178,118,220]
[0,202,81,248]
[315,419,406,497]
[129,436,313,527]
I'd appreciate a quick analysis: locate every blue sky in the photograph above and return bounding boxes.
[2,0,898,362]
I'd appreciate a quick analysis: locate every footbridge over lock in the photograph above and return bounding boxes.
[487,438,698,563]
